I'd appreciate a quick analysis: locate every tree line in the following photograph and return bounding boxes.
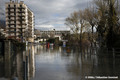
[65,0,120,48]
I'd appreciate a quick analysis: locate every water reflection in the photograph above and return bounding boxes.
[0,45,120,80]
[0,44,35,80]
[32,45,120,80]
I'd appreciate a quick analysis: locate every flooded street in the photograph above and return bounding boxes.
[1,0,120,80]
[0,45,120,80]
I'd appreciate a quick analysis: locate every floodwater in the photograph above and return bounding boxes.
[0,45,120,80]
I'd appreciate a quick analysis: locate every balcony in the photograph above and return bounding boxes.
[16,30,21,33]
[7,25,15,27]
[17,11,25,13]
[7,7,16,9]
[16,16,25,19]
[16,33,20,35]
[18,7,25,9]
[6,10,15,13]
[16,22,21,24]
[18,23,26,25]
[17,15,25,17]
[16,26,21,28]
[7,19,15,21]
[17,19,25,21]
[16,30,25,33]
[7,15,16,17]
[8,23,15,25]
[16,21,26,24]
[8,31,16,33]
[16,26,26,29]
[8,21,15,23]
[8,27,16,29]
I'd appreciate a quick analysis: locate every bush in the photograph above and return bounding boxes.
[47,38,55,43]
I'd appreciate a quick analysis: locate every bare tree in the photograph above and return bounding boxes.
[65,10,91,47]
[65,11,80,41]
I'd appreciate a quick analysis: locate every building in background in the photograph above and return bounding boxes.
[0,27,7,39]
[5,0,34,42]
[34,30,70,43]
[0,21,7,39]
[39,30,70,40]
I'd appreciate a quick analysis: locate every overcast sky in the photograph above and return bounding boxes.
[0,0,93,30]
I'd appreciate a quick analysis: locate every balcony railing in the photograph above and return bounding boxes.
[17,25,26,28]
[8,27,16,29]
[8,23,16,25]
[8,31,16,33]
[17,15,25,17]
[7,7,16,9]
[17,23,26,25]
[7,19,15,21]
[17,19,25,21]
[6,11,15,13]
[18,7,25,9]
[7,15,16,17]
[17,11,25,13]
[16,30,25,33]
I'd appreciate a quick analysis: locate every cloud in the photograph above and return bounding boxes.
[35,24,54,30]
[25,0,93,30]
[54,26,70,31]
[0,0,6,20]
[0,0,93,30]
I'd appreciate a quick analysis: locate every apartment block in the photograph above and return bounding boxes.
[5,0,34,42]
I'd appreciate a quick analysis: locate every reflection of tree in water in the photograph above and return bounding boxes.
[66,54,80,76]
[90,50,120,76]
[66,48,97,80]
[66,47,120,80]
[34,45,61,55]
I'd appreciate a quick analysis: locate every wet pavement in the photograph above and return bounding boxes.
[0,45,120,80]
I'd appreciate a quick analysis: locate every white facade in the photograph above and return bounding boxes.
[5,0,34,42]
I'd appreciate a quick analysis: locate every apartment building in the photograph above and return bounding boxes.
[5,0,34,42]
[27,9,34,42]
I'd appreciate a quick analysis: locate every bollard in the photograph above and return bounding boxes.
[112,48,115,71]
[26,56,28,80]
[23,61,26,80]
[12,77,18,80]
[107,48,108,53]
[87,47,88,54]
[112,48,115,59]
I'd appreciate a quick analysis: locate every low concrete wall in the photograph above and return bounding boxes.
[4,40,11,60]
